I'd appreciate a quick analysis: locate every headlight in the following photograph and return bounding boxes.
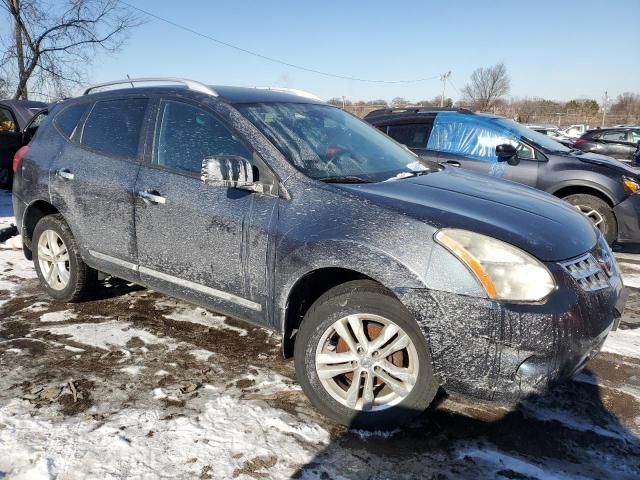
[622,176,640,194]
[434,229,556,302]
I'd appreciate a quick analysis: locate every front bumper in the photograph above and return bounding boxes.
[396,256,626,401]
[614,193,640,243]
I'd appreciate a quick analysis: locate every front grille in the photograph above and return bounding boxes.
[561,253,609,292]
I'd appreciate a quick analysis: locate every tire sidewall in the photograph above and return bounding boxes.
[32,215,81,301]
[294,283,438,429]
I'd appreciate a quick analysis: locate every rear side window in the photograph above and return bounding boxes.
[631,131,640,143]
[81,98,148,158]
[387,124,432,148]
[600,131,627,142]
[155,100,251,174]
[55,104,89,138]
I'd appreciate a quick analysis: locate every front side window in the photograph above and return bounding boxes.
[155,100,251,174]
[0,107,17,133]
[386,123,432,149]
[631,130,640,143]
[81,98,148,158]
[236,102,435,182]
[427,113,520,162]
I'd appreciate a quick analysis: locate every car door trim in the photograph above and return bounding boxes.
[88,250,262,311]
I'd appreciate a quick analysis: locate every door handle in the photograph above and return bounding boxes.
[55,168,74,180]
[137,190,166,205]
[444,160,461,167]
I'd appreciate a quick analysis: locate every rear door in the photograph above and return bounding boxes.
[597,130,632,159]
[134,97,278,323]
[49,97,148,280]
[0,105,22,184]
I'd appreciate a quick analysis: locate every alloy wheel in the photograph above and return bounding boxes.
[37,229,70,290]
[574,204,605,230]
[315,313,419,411]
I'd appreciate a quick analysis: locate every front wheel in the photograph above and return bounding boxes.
[563,193,617,245]
[294,280,438,429]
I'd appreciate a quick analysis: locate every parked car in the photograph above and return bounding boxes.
[561,124,588,138]
[573,127,640,162]
[12,78,626,428]
[0,99,48,188]
[526,125,574,147]
[366,107,640,245]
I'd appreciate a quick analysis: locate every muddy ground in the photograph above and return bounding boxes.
[1,193,639,479]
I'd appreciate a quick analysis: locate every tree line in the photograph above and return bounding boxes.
[330,63,640,127]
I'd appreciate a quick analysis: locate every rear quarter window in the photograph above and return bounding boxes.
[81,98,148,158]
[55,103,90,138]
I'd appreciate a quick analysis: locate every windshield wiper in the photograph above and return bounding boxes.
[318,175,372,184]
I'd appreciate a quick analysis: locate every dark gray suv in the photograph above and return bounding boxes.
[12,78,626,428]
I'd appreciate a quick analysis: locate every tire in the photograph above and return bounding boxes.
[294,280,438,429]
[32,214,97,302]
[563,193,617,245]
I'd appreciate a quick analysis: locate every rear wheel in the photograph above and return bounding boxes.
[294,280,438,429]
[32,214,97,302]
[563,193,617,245]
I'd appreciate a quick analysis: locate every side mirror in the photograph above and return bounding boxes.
[201,156,254,189]
[496,144,520,166]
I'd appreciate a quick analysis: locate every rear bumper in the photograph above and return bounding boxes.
[614,193,640,243]
[396,260,626,401]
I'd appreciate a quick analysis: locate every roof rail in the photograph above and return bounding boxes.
[364,106,473,118]
[78,77,218,97]
[253,86,323,102]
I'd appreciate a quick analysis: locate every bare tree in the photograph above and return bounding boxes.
[1,0,139,100]
[461,62,510,111]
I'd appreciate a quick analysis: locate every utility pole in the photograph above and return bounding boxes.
[341,95,346,109]
[439,71,451,107]
[601,91,610,128]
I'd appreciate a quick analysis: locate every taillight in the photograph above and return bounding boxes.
[573,138,587,145]
[13,145,29,172]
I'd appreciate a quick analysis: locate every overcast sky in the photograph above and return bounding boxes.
[93,0,640,103]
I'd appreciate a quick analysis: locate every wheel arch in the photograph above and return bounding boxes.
[21,199,61,250]
[548,181,618,207]
[281,267,381,358]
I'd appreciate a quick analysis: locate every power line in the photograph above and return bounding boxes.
[118,1,441,84]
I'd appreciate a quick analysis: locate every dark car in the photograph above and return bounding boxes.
[573,127,640,162]
[366,107,640,245]
[12,78,626,428]
[0,99,48,188]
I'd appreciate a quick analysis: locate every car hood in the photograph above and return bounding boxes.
[338,167,597,262]
[571,151,640,174]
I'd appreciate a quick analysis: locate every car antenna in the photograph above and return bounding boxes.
[126,74,135,88]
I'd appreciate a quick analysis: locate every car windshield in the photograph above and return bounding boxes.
[492,117,571,153]
[236,102,437,182]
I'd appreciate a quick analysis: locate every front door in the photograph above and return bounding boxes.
[134,98,278,323]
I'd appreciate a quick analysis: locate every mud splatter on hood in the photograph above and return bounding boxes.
[339,167,597,262]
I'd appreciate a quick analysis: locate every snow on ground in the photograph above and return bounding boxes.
[602,327,640,358]
[36,320,178,351]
